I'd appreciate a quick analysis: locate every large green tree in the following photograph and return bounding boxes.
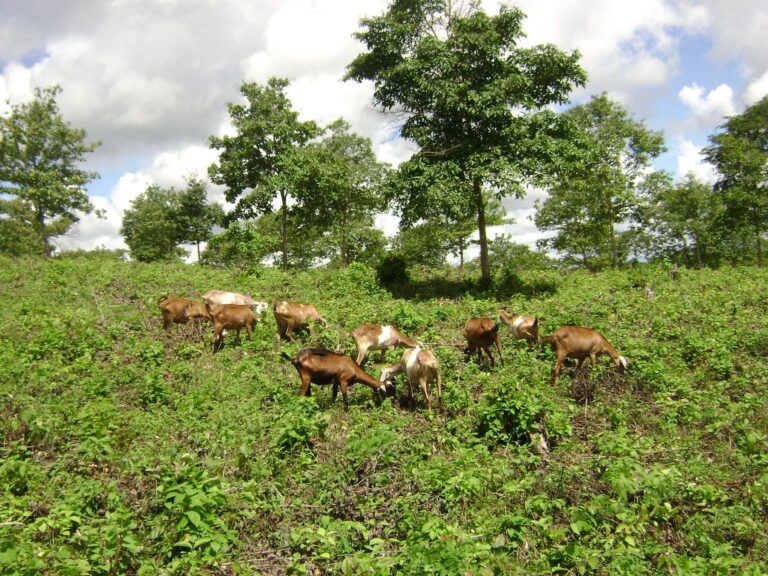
[293,119,389,267]
[121,180,223,262]
[175,175,225,262]
[208,78,320,269]
[535,93,666,269]
[346,1,586,284]
[121,185,185,262]
[0,85,100,256]
[703,95,768,266]
[644,172,723,267]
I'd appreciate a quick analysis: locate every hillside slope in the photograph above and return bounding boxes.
[1,254,767,574]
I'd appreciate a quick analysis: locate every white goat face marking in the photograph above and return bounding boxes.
[377,325,393,347]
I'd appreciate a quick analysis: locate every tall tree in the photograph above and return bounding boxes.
[293,119,389,267]
[703,95,768,266]
[535,93,666,269]
[346,1,586,285]
[645,172,723,267]
[208,78,320,269]
[0,85,100,256]
[121,185,185,262]
[175,175,225,262]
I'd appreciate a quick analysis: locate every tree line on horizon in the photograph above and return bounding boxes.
[1,2,766,277]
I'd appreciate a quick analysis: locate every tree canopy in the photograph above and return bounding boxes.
[0,85,100,256]
[346,0,586,284]
[208,78,320,269]
[535,93,666,269]
[703,94,768,266]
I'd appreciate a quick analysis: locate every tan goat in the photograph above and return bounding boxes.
[350,323,419,365]
[463,317,504,367]
[499,309,539,344]
[205,301,256,352]
[540,326,628,387]
[158,296,210,334]
[282,348,388,409]
[273,301,327,342]
[380,346,443,410]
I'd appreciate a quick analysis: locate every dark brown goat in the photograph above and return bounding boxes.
[205,301,256,352]
[158,296,209,334]
[282,348,388,409]
[541,326,628,387]
[463,317,504,367]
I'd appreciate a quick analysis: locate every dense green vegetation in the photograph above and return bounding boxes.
[1,253,767,574]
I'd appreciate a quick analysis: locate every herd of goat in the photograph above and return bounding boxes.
[158,290,628,410]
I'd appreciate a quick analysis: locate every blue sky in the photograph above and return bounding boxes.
[1,0,766,254]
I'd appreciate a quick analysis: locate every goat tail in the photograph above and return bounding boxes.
[280,352,294,363]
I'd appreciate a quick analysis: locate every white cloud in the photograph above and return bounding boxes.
[745,70,768,104]
[674,137,717,183]
[678,82,736,125]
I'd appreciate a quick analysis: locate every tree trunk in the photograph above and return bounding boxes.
[473,176,491,286]
[280,190,288,270]
[340,230,349,268]
[608,201,618,269]
[196,241,201,264]
[757,231,764,267]
[35,208,51,257]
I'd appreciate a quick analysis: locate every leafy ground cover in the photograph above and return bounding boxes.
[1,253,767,574]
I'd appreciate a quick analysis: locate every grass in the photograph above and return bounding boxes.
[0,252,767,574]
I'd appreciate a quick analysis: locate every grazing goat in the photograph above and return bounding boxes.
[380,346,442,410]
[463,317,504,367]
[205,301,256,352]
[273,301,327,342]
[540,326,628,387]
[203,290,269,316]
[350,323,419,365]
[498,309,539,344]
[282,348,388,409]
[158,296,210,333]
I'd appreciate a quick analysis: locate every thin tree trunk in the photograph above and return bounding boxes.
[608,201,618,269]
[757,231,764,267]
[36,208,51,257]
[280,190,288,270]
[473,176,491,286]
[196,241,201,263]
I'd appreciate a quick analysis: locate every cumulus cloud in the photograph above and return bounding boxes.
[678,82,736,126]
[674,137,718,184]
[745,71,768,104]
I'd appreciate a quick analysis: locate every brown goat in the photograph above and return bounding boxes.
[273,301,327,342]
[541,326,628,387]
[499,309,539,344]
[350,323,419,365]
[282,348,388,409]
[463,317,504,367]
[380,346,443,410]
[205,301,256,352]
[158,296,210,333]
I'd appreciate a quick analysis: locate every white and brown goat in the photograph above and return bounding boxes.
[380,346,442,410]
[350,323,419,365]
[203,290,269,316]
[463,317,504,368]
[273,301,327,342]
[282,348,388,409]
[498,309,539,345]
[540,326,628,387]
[205,301,256,352]
[158,296,210,334]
